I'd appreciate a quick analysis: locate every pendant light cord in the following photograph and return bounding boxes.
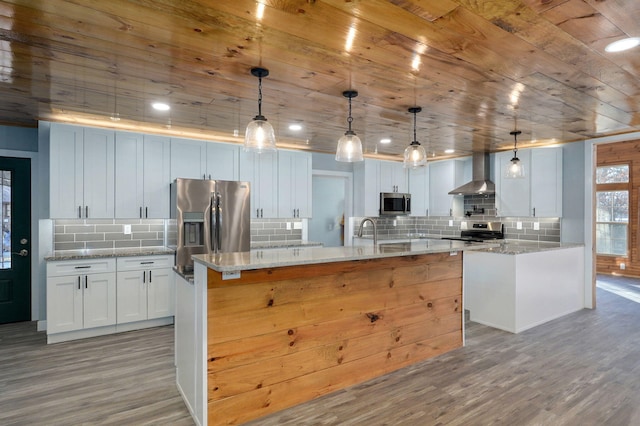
[413,110,417,142]
[347,96,353,132]
[257,75,263,119]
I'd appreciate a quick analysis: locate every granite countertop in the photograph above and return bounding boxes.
[44,246,175,261]
[250,241,324,249]
[353,234,447,241]
[469,240,584,255]
[193,239,499,272]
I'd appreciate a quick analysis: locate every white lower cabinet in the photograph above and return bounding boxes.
[46,258,117,335]
[116,256,174,324]
[46,255,174,343]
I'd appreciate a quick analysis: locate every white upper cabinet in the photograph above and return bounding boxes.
[278,150,312,218]
[115,131,170,218]
[353,159,381,217]
[206,143,240,181]
[495,149,532,217]
[495,147,562,217]
[531,148,563,217]
[239,151,278,218]
[170,138,207,181]
[409,165,429,217]
[429,159,465,217]
[379,161,408,193]
[50,123,115,219]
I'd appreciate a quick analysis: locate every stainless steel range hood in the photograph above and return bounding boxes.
[448,152,495,195]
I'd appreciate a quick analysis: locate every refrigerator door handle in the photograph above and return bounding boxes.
[211,192,221,253]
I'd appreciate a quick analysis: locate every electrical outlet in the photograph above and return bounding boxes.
[621,263,626,270]
[393,219,397,226]
[461,221,468,230]
[286,222,292,230]
[533,222,540,231]
[293,222,302,230]
[448,220,453,226]
[123,224,131,235]
[516,222,522,230]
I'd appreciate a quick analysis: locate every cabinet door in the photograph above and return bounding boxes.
[147,268,174,319]
[83,128,115,218]
[171,138,207,181]
[495,150,531,217]
[116,270,147,324]
[46,275,84,333]
[115,131,144,218]
[240,151,278,218]
[278,150,312,218]
[531,148,562,217]
[206,142,240,180]
[50,123,84,219]
[409,165,429,217]
[353,160,380,217]
[379,161,408,193]
[143,135,171,218]
[429,160,464,216]
[83,272,117,328]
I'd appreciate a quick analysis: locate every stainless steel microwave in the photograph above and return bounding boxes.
[379,192,411,216]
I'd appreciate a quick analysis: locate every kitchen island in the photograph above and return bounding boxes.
[464,241,585,334]
[175,240,495,426]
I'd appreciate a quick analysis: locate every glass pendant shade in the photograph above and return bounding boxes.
[505,157,525,178]
[504,130,524,178]
[244,67,277,153]
[336,90,364,162]
[336,131,364,162]
[403,106,427,169]
[403,142,427,169]
[244,116,276,153]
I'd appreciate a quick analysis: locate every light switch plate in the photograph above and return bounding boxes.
[124,224,132,235]
[533,222,540,231]
[516,222,522,230]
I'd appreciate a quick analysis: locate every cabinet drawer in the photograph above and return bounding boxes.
[116,255,174,271]
[47,258,116,277]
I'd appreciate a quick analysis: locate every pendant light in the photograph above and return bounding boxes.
[505,130,525,178]
[244,67,277,153]
[335,90,364,162]
[403,107,427,169]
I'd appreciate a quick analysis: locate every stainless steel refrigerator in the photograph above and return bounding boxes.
[170,178,250,271]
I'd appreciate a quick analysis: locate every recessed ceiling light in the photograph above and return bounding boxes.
[152,102,170,111]
[444,149,455,154]
[380,138,391,144]
[605,37,640,53]
[289,124,302,131]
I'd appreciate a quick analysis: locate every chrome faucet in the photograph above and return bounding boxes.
[358,217,378,246]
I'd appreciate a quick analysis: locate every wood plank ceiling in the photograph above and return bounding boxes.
[0,0,639,159]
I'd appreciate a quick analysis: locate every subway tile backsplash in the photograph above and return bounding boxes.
[54,218,304,251]
[251,219,303,243]
[53,219,166,251]
[355,194,561,243]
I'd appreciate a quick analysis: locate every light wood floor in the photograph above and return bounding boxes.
[2,275,640,425]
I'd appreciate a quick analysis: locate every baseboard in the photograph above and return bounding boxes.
[46,316,175,344]
[37,320,47,332]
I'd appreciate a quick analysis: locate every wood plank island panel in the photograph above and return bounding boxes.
[205,252,463,425]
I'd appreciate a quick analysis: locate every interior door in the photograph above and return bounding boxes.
[0,157,31,324]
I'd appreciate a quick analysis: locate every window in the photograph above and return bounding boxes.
[596,164,629,256]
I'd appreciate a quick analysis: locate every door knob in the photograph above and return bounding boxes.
[12,249,28,257]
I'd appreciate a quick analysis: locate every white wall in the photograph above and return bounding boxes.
[561,142,586,244]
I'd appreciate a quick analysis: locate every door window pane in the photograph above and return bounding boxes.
[596,189,628,256]
[596,164,629,184]
[1,170,10,269]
